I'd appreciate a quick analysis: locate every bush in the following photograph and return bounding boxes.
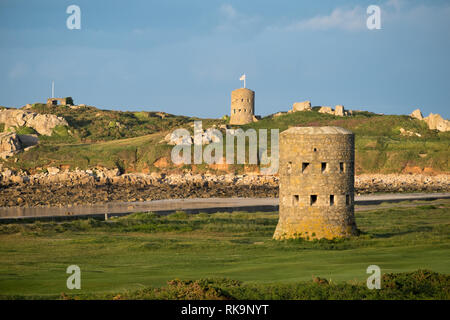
[65,97,74,105]
[52,125,71,137]
[87,270,450,300]
[12,126,37,135]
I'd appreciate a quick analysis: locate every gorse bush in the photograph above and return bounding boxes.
[61,270,449,300]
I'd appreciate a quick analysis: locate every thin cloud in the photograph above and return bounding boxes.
[216,4,261,33]
[284,6,366,32]
[219,4,237,20]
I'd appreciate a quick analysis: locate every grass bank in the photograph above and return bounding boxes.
[0,199,449,299]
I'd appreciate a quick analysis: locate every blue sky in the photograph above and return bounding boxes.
[0,0,449,118]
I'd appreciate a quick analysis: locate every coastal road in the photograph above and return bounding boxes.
[0,192,449,222]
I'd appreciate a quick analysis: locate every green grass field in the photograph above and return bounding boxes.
[0,199,449,299]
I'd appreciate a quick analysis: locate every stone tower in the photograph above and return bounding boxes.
[273,126,358,240]
[230,88,255,125]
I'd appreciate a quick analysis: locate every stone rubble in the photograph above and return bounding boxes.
[163,127,237,145]
[0,167,448,207]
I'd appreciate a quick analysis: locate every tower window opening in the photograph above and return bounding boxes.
[321,162,327,173]
[239,109,241,112]
[340,162,344,172]
[310,195,317,206]
[241,99,243,102]
[313,148,317,152]
[330,195,335,206]
[233,109,236,114]
[302,162,310,173]
[346,194,350,205]
[293,195,299,205]
[287,161,292,174]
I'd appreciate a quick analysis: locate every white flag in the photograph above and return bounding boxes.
[239,74,246,88]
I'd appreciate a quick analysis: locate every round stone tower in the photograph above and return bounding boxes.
[230,88,255,125]
[273,126,358,240]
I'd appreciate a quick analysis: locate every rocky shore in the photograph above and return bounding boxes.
[0,167,448,207]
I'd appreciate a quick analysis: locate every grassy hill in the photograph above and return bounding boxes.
[243,111,449,174]
[1,104,449,174]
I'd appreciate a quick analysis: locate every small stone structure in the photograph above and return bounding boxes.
[334,105,345,116]
[273,126,358,240]
[47,97,73,106]
[230,88,255,125]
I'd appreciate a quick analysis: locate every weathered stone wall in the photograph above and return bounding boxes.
[230,88,255,125]
[273,126,358,240]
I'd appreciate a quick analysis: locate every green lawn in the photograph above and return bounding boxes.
[0,200,449,299]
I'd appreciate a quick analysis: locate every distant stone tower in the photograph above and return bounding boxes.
[273,126,358,240]
[230,88,255,125]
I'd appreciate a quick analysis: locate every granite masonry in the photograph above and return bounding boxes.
[273,126,358,240]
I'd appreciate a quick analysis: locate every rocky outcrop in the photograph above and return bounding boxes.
[163,127,223,145]
[0,108,68,135]
[399,128,421,137]
[318,105,350,116]
[0,133,39,159]
[410,109,423,120]
[0,169,279,207]
[424,113,449,132]
[0,132,22,159]
[355,174,449,194]
[410,109,450,132]
[318,106,334,114]
[292,101,312,112]
[0,167,448,207]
